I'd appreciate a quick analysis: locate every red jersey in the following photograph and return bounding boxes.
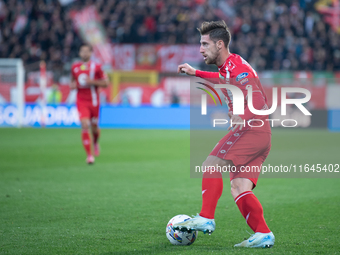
[71,61,107,106]
[196,53,271,133]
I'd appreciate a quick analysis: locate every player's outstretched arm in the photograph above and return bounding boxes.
[196,70,219,79]
[178,63,219,85]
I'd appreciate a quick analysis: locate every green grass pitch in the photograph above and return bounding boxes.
[0,128,340,254]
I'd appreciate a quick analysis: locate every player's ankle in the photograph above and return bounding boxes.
[199,213,214,220]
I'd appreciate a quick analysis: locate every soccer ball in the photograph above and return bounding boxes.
[166,214,198,245]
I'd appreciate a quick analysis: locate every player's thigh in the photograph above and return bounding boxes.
[77,102,91,120]
[230,150,270,191]
[210,131,271,167]
[201,155,233,178]
[80,118,90,129]
[203,155,234,168]
[89,105,100,126]
[77,103,91,129]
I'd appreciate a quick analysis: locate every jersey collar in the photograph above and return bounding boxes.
[218,53,232,70]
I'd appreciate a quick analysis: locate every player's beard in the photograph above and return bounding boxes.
[205,47,219,65]
[81,57,90,63]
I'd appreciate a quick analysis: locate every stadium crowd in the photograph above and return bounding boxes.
[0,0,339,72]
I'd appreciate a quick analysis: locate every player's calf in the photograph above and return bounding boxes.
[81,119,94,163]
[94,143,100,157]
[91,122,100,156]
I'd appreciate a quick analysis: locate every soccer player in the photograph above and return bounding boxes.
[173,21,275,248]
[70,44,109,164]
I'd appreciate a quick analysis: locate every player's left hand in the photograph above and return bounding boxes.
[228,114,245,132]
[70,81,77,90]
[85,77,94,85]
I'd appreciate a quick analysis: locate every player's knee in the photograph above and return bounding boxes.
[231,186,241,199]
[230,184,239,199]
[202,156,225,168]
[230,178,252,199]
[81,121,90,130]
[91,123,98,131]
[202,158,211,168]
[202,157,217,174]
[202,156,227,178]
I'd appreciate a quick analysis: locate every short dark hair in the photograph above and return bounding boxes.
[198,20,231,48]
[80,44,93,51]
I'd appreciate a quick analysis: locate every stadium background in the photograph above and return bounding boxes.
[1,0,340,254]
[0,0,340,129]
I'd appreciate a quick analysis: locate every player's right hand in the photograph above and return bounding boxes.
[70,81,77,90]
[177,63,196,76]
[228,115,244,132]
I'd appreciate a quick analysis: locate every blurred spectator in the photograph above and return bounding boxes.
[0,0,339,73]
[171,89,180,106]
[47,84,62,104]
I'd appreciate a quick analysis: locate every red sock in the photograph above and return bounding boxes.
[81,130,92,156]
[235,191,271,233]
[92,128,100,144]
[199,171,223,219]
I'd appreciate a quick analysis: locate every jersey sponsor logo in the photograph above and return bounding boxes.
[78,73,88,86]
[236,72,249,82]
[240,57,258,77]
[240,78,249,85]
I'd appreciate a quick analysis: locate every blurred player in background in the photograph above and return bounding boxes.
[70,44,109,164]
[174,21,275,248]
